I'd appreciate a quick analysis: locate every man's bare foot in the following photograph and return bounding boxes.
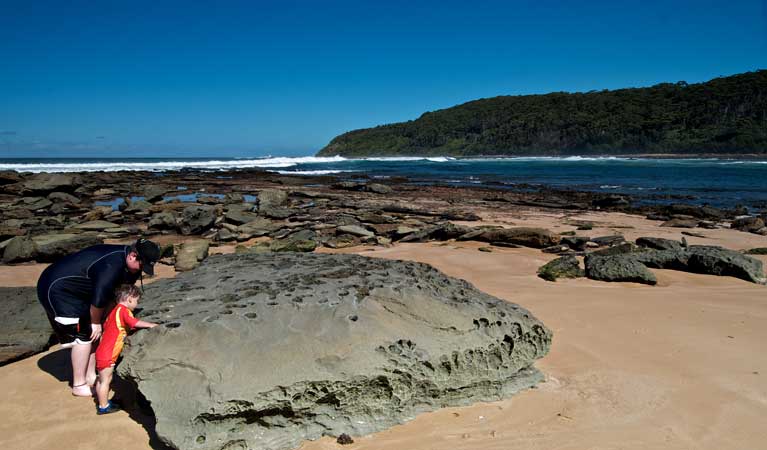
[72,383,93,397]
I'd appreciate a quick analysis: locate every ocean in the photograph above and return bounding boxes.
[2,156,766,210]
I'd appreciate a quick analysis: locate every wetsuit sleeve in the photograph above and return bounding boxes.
[89,261,123,308]
[120,307,140,329]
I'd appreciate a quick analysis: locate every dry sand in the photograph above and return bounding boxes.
[1,210,766,450]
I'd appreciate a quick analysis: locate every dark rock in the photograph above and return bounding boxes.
[237,218,280,240]
[537,256,585,281]
[47,192,80,204]
[225,206,260,225]
[224,193,244,204]
[744,248,767,255]
[357,212,396,224]
[180,205,217,235]
[118,253,551,450]
[270,238,317,252]
[660,218,699,228]
[215,228,237,242]
[589,242,637,257]
[645,213,670,221]
[585,254,657,285]
[592,195,630,208]
[542,245,572,254]
[634,246,766,284]
[18,197,53,211]
[731,216,765,233]
[470,227,559,249]
[332,181,364,191]
[124,199,153,213]
[0,170,22,185]
[259,206,294,220]
[636,237,683,251]
[336,434,354,445]
[440,211,482,221]
[0,287,55,366]
[665,204,724,220]
[590,235,625,247]
[560,236,590,251]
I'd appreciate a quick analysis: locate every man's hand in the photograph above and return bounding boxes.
[90,323,102,341]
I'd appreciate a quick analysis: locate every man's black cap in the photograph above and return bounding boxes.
[135,238,161,276]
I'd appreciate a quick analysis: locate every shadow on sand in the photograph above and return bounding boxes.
[37,348,171,450]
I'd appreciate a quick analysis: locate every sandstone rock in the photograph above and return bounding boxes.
[225,206,260,225]
[174,240,210,271]
[0,287,55,365]
[260,206,294,219]
[270,238,317,252]
[258,189,288,210]
[148,211,178,230]
[47,191,80,204]
[73,220,119,231]
[32,234,103,262]
[589,242,637,257]
[124,199,153,213]
[337,225,374,238]
[143,185,168,202]
[83,205,114,222]
[731,216,765,233]
[585,254,657,285]
[0,170,22,185]
[18,197,52,211]
[537,255,585,281]
[366,183,393,194]
[660,218,699,228]
[224,193,244,204]
[636,237,683,251]
[21,173,81,194]
[215,228,236,242]
[180,205,217,235]
[237,218,280,239]
[92,188,117,197]
[118,253,551,450]
[1,236,36,263]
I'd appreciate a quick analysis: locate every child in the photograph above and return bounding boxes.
[95,284,157,415]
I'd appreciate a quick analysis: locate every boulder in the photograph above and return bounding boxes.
[21,173,81,194]
[174,240,210,272]
[225,207,260,225]
[148,211,178,230]
[537,256,585,281]
[0,287,55,366]
[32,234,103,262]
[180,205,217,235]
[124,199,153,213]
[731,216,765,233]
[584,254,657,285]
[470,227,559,248]
[118,253,551,450]
[636,237,683,251]
[634,246,766,284]
[257,189,288,210]
[1,236,36,263]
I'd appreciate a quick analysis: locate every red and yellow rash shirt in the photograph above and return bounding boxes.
[95,304,139,370]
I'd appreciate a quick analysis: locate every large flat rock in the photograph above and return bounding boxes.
[0,287,54,366]
[119,253,551,450]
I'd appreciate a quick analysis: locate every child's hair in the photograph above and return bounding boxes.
[115,284,141,303]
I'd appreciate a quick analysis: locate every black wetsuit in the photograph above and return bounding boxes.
[37,244,140,343]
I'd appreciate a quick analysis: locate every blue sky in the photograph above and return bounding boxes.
[1,0,765,157]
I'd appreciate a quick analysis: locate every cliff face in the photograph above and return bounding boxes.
[318,70,767,157]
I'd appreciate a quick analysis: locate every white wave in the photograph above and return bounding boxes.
[0,156,349,173]
[273,169,352,175]
[600,185,622,189]
[353,156,454,162]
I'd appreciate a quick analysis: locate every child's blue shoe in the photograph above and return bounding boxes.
[97,400,122,415]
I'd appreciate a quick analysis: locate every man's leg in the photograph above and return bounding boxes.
[71,341,93,396]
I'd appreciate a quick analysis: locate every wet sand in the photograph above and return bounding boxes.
[1,210,766,450]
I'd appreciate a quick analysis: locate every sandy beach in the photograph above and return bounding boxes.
[1,210,766,450]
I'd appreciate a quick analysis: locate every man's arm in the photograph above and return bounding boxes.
[88,258,124,341]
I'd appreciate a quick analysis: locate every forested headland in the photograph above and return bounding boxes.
[317,70,767,157]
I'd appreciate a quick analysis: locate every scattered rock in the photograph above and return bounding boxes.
[73,220,120,231]
[124,199,152,213]
[174,240,210,271]
[590,235,624,247]
[337,225,374,238]
[32,234,103,262]
[366,183,393,194]
[634,246,766,284]
[18,197,52,211]
[560,236,590,251]
[731,217,765,233]
[0,287,55,366]
[257,189,288,210]
[270,238,317,252]
[1,236,37,263]
[584,254,657,285]
[589,242,637,257]
[636,237,682,251]
[471,227,559,248]
[744,248,767,255]
[47,192,80,204]
[143,185,168,202]
[148,211,178,230]
[337,434,354,445]
[537,255,585,281]
[180,205,217,235]
[21,173,81,194]
[660,218,699,228]
[118,253,551,450]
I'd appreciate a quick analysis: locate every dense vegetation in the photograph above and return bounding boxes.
[318,70,767,157]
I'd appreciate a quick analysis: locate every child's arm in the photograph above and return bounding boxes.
[133,320,158,329]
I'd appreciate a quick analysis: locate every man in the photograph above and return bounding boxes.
[36,238,161,396]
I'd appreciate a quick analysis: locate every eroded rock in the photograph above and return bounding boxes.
[119,253,551,450]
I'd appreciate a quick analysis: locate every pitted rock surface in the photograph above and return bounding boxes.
[118,253,551,450]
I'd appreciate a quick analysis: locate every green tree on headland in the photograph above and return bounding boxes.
[317,70,767,157]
